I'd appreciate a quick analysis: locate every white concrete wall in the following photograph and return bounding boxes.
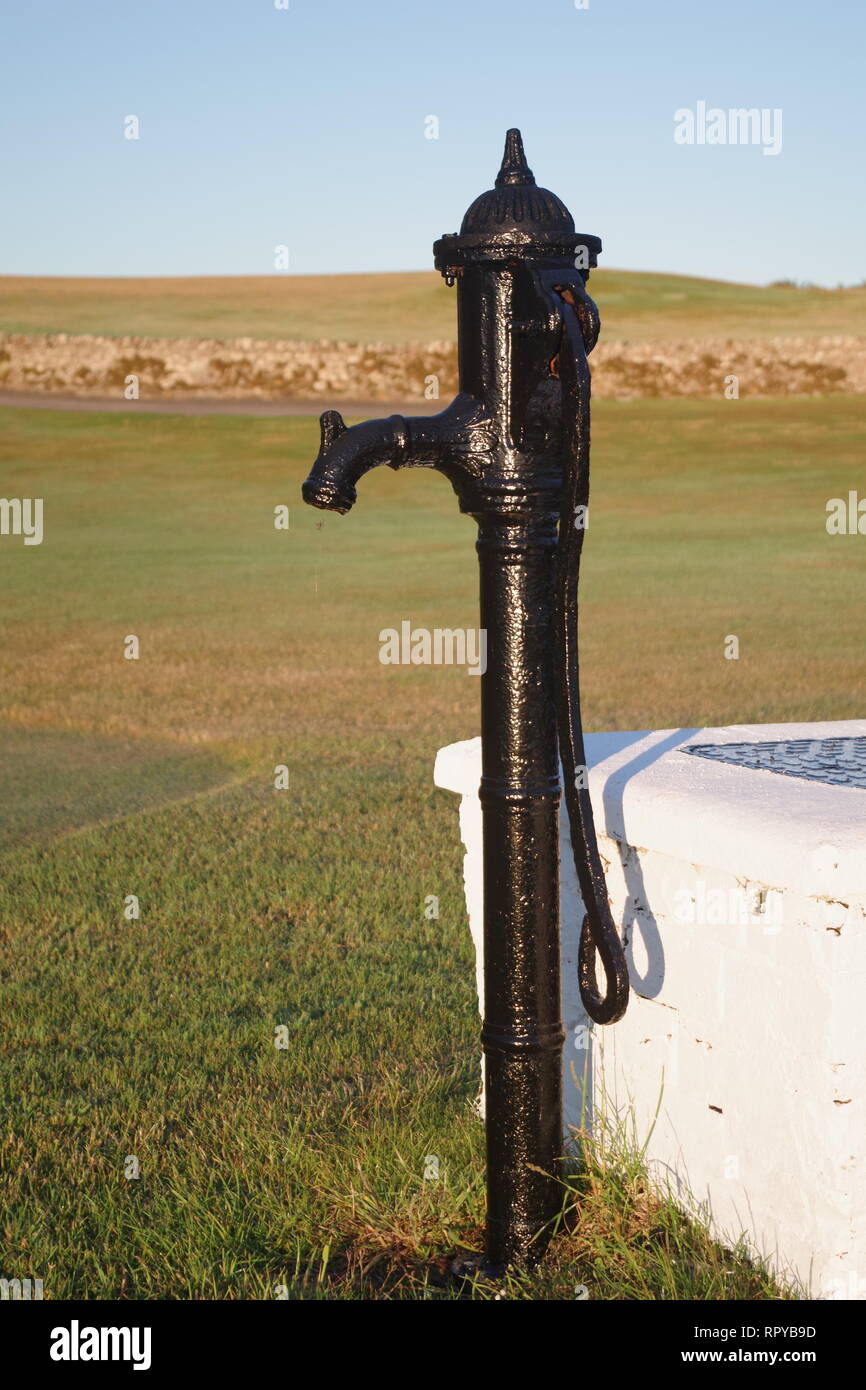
[434,720,866,1299]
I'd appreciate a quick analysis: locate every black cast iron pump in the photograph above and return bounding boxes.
[302,130,630,1271]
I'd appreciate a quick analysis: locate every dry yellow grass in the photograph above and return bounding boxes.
[2,269,864,344]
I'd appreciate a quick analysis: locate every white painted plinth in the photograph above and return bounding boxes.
[434,720,866,1299]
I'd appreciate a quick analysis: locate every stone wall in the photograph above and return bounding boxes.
[1,331,864,402]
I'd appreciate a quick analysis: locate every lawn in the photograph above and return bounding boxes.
[2,270,865,344]
[0,397,863,1298]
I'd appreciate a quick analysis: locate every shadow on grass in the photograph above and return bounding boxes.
[0,725,239,853]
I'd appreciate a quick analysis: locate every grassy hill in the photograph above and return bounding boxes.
[1,270,864,345]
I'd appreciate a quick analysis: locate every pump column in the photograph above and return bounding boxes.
[475,506,565,1270]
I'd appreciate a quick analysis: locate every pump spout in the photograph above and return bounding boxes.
[302,393,495,516]
[302,410,398,515]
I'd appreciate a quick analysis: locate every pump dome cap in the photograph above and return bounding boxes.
[459,128,575,237]
[433,129,601,271]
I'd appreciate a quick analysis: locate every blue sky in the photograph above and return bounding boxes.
[1,0,863,285]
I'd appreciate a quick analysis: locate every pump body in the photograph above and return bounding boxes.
[303,131,629,1270]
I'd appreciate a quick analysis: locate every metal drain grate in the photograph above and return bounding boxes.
[683,737,866,791]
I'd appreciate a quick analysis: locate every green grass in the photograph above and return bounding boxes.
[2,269,865,344]
[0,397,863,1299]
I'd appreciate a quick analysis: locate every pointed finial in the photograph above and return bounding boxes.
[495,128,535,188]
